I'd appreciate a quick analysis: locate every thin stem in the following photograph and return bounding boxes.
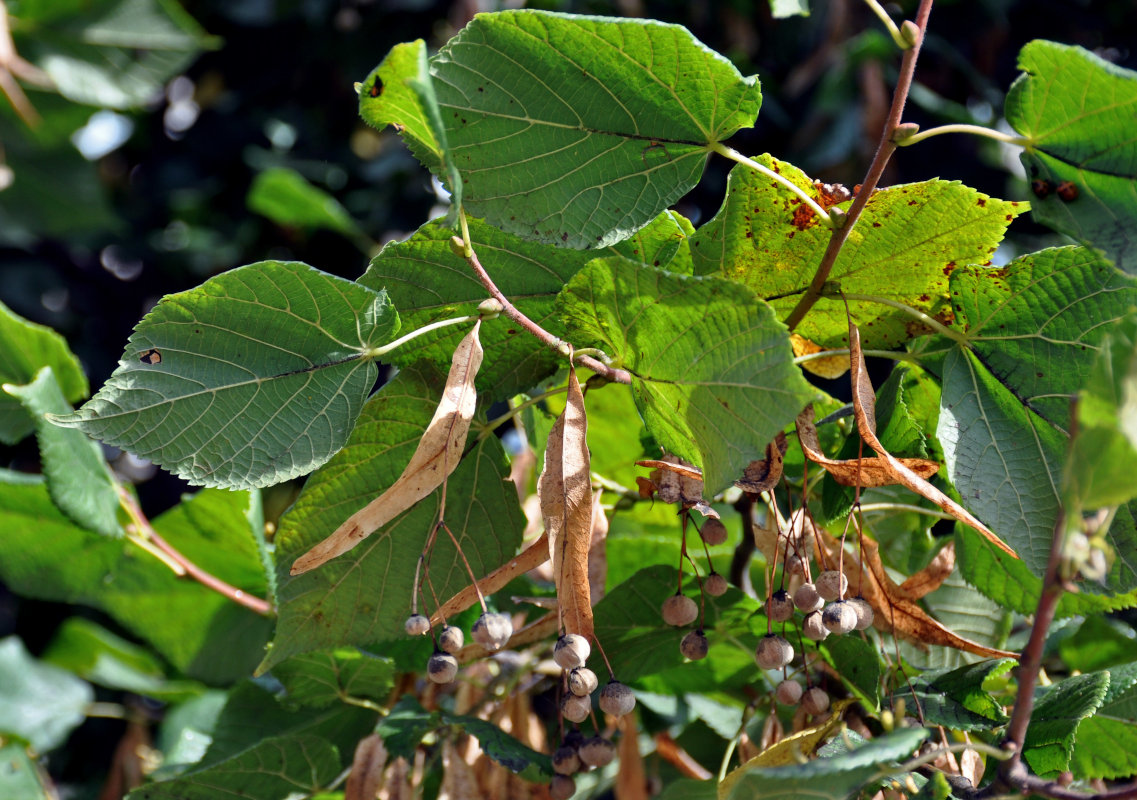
[475,384,570,445]
[456,213,632,385]
[794,348,923,366]
[858,502,955,520]
[712,142,833,226]
[117,488,273,616]
[85,702,129,719]
[783,0,935,332]
[838,291,968,344]
[896,123,1029,148]
[365,314,480,359]
[862,0,906,49]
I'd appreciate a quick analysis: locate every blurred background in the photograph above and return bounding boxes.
[0,0,1132,789]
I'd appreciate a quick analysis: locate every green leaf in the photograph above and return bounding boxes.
[42,617,204,702]
[264,366,525,670]
[899,566,1012,671]
[1065,313,1137,509]
[896,659,1014,732]
[428,10,761,248]
[956,524,1137,616]
[820,635,881,711]
[0,478,272,683]
[4,367,120,537]
[592,563,761,684]
[769,0,810,18]
[358,40,463,211]
[559,257,816,494]
[128,734,347,800]
[1069,663,1137,780]
[14,0,219,109]
[272,648,395,709]
[0,636,93,753]
[446,715,553,782]
[659,778,718,800]
[689,158,1024,349]
[1023,670,1110,777]
[247,167,362,238]
[1005,41,1137,271]
[0,299,87,444]
[1058,616,1137,672]
[938,346,1066,576]
[52,261,398,490]
[724,727,929,800]
[376,695,441,759]
[152,691,228,779]
[0,742,52,800]
[950,246,1137,430]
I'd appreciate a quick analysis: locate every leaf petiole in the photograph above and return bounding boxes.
[863,0,908,49]
[835,291,970,345]
[364,313,481,359]
[712,142,834,227]
[894,123,1030,148]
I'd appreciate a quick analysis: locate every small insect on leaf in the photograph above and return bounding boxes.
[1056,181,1079,202]
[139,348,162,365]
[1030,180,1053,199]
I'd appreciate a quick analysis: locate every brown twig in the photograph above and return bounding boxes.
[782,0,935,332]
[460,244,632,385]
[118,488,274,617]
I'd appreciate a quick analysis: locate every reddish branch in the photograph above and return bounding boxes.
[462,246,632,385]
[782,0,935,332]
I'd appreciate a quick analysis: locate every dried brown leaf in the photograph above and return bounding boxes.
[292,321,484,574]
[346,733,388,800]
[588,490,609,603]
[960,744,984,788]
[538,367,594,638]
[815,528,1016,659]
[615,713,648,800]
[431,533,549,626]
[796,407,940,487]
[897,541,956,600]
[654,732,713,780]
[441,740,484,800]
[735,432,788,494]
[382,757,412,800]
[846,323,1018,559]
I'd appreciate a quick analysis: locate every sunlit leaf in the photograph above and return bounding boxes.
[1069,663,1137,780]
[52,261,398,490]
[0,636,92,753]
[1023,671,1110,777]
[247,167,362,238]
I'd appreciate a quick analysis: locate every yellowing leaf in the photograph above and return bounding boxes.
[291,321,484,574]
[539,367,594,638]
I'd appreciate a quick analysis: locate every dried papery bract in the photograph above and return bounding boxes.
[735,432,788,494]
[846,321,1018,559]
[345,733,387,800]
[291,321,485,574]
[538,365,595,638]
[796,405,940,487]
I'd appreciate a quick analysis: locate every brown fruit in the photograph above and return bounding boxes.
[802,687,831,716]
[848,596,875,630]
[767,589,795,622]
[554,634,591,670]
[822,601,857,634]
[472,612,513,651]
[802,611,830,641]
[661,594,698,627]
[568,667,598,697]
[700,517,729,546]
[578,736,617,768]
[680,630,709,660]
[552,746,580,775]
[815,570,848,602]
[793,583,824,612]
[438,625,464,654]
[560,693,592,723]
[404,614,430,636]
[775,679,803,705]
[704,572,729,596]
[598,680,636,716]
[427,652,458,684]
[755,634,794,669]
[549,774,577,800]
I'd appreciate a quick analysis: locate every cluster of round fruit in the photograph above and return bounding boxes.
[548,633,636,798]
[403,610,514,683]
[658,517,732,659]
[756,569,875,713]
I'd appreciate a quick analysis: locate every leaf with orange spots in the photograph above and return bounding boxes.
[689,155,1024,349]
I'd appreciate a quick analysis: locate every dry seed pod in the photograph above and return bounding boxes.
[775,679,803,706]
[815,570,848,602]
[680,630,709,660]
[661,594,698,627]
[471,612,513,651]
[767,589,795,622]
[554,634,591,670]
[438,625,464,654]
[822,601,857,634]
[568,667,599,697]
[793,582,824,612]
[560,693,592,723]
[598,680,636,716]
[552,746,581,775]
[700,518,729,546]
[578,736,616,768]
[427,652,458,684]
[704,572,728,596]
[802,687,831,716]
[755,634,794,670]
[404,614,430,636]
[785,553,807,578]
[848,596,875,630]
[549,774,577,800]
[801,611,829,641]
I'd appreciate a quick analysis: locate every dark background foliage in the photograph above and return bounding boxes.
[0,0,1131,792]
